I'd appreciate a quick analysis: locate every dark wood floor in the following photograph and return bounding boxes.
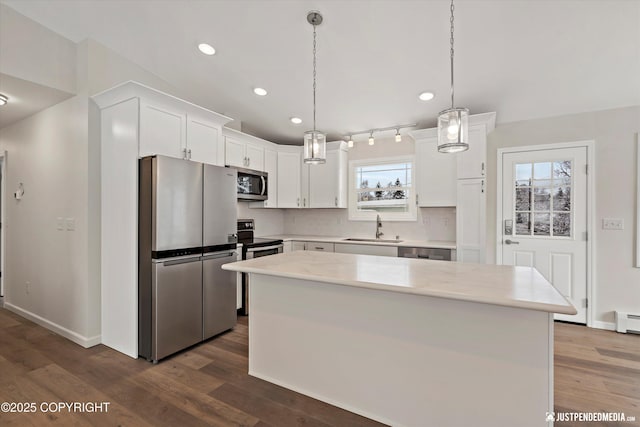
[0,308,638,426]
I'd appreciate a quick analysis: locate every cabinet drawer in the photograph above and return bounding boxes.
[305,242,334,252]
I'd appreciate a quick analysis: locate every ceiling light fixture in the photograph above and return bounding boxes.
[303,11,326,164]
[290,117,302,124]
[418,91,435,101]
[344,123,416,147]
[197,43,216,55]
[437,0,469,153]
[253,87,268,96]
[0,94,8,106]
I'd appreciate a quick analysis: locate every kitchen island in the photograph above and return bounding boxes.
[222,251,576,427]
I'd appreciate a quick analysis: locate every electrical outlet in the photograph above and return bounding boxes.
[66,218,75,231]
[423,216,431,226]
[443,218,449,227]
[602,218,624,230]
[56,217,64,231]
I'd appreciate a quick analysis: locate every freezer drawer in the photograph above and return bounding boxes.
[151,256,203,361]
[203,251,238,339]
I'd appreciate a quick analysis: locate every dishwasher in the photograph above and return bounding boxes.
[398,247,455,261]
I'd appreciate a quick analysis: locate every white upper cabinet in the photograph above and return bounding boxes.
[457,113,496,180]
[139,101,186,159]
[308,142,348,208]
[277,147,302,208]
[186,115,223,166]
[223,129,265,171]
[457,127,487,180]
[411,129,457,207]
[107,82,231,164]
[456,178,486,263]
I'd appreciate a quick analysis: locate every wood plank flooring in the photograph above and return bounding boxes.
[0,308,638,426]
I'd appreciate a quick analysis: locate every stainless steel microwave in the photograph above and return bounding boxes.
[234,167,268,201]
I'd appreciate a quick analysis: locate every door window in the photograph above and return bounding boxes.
[514,160,572,237]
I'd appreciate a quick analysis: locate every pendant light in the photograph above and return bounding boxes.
[437,0,469,153]
[303,11,326,164]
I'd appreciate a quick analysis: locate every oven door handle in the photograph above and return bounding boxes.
[246,244,283,253]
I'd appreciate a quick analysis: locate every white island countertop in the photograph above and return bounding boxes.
[222,250,576,315]
[260,234,456,249]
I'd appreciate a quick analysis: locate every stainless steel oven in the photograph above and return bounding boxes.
[237,219,283,315]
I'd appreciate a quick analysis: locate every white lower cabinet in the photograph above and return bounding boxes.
[292,241,307,251]
[456,178,486,263]
[333,243,398,257]
[305,242,335,252]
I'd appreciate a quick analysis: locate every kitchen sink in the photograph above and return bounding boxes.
[343,238,403,243]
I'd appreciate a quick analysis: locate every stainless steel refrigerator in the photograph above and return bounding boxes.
[138,155,237,363]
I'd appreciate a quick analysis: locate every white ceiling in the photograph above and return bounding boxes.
[2,0,639,144]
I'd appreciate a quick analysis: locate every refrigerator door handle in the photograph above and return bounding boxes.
[160,256,202,267]
[202,252,236,261]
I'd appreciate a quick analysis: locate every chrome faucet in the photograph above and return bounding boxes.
[375,214,384,239]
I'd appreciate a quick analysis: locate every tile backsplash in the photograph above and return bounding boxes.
[281,207,456,241]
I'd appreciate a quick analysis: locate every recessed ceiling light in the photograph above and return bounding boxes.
[0,94,8,106]
[418,91,435,101]
[290,117,302,124]
[253,87,268,96]
[197,43,216,55]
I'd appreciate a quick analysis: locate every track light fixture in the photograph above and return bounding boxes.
[344,123,416,148]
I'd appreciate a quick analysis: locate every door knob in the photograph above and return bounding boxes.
[504,239,520,245]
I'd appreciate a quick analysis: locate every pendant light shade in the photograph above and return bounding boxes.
[303,130,326,164]
[437,107,469,153]
[437,0,469,154]
[303,11,326,164]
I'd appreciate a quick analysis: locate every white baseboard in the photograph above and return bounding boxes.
[4,302,101,348]
[591,320,616,331]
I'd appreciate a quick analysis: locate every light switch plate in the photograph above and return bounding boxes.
[602,218,624,230]
[56,217,64,231]
[66,218,75,231]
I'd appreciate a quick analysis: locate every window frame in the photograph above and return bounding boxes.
[348,156,417,222]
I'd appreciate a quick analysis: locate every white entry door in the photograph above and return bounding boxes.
[500,147,588,323]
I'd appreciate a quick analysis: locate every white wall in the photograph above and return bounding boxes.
[486,106,640,326]
[0,4,76,93]
[279,136,456,242]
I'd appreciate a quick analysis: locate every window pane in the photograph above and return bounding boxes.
[353,160,413,217]
[533,162,552,179]
[515,187,531,211]
[553,161,571,178]
[533,213,550,236]
[515,212,531,235]
[533,187,551,211]
[516,163,532,181]
[553,186,571,211]
[553,212,571,237]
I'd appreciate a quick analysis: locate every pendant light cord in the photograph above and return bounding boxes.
[450,0,455,110]
[312,23,317,133]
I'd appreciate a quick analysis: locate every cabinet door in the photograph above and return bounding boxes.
[187,117,221,165]
[245,143,264,171]
[292,241,306,251]
[309,149,347,208]
[277,150,302,208]
[415,138,457,206]
[457,127,487,179]
[456,178,486,263]
[305,242,334,252]
[139,101,185,159]
[225,137,246,168]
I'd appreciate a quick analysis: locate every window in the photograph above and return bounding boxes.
[349,157,416,221]
[514,160,572,237]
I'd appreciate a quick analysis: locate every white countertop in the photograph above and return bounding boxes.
[260,234,456,250]
[222,251,576,314]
